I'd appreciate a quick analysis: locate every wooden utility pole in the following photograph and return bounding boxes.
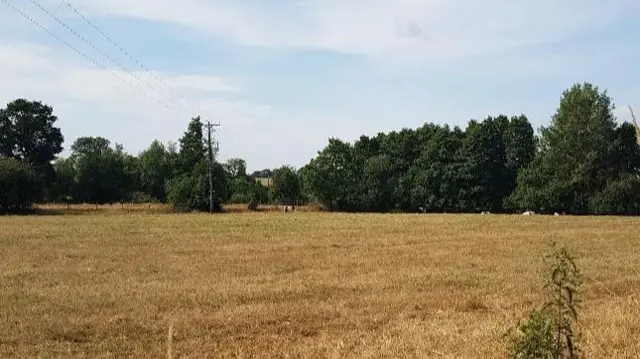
[205,121,220,213]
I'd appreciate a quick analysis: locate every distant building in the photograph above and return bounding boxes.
[255,177,273,188]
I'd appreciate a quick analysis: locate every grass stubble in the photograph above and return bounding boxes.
[0,210,639,358]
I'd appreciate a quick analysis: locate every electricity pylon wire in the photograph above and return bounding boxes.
[0,0,174,110]
[26,0,179,109]
[59,0,200,116]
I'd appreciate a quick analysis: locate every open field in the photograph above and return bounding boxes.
[1,212,639,358]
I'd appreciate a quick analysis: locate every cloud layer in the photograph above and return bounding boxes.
[54,0,639,61]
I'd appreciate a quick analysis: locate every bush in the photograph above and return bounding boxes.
[589,173,640,215]
[506,309,554,359]
[0,158,39,213]
[166,174,207,212]
[129,191,155,204]
[165,160,230,212]
[506,244,582,359]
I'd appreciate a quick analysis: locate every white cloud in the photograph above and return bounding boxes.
[166,75,244,94]
[48,0,639,62]
[0,42,266,148]
[0,41,340,169]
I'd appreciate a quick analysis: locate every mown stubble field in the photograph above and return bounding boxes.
[0,211,639,358]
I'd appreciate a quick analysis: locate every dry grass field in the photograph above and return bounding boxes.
[1,210,639,358]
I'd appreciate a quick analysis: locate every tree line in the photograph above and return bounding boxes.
[0,99,300,213]
[301,83,640,215]
[2,82,639,215]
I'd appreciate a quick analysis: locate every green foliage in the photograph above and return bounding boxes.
[508,82,638,214]
[272,165,301,205]
[51,157,76,202]
[228,176,269,205]
[304,138,359,211]
[250,168,273,178]
[0,99,64,200]
[166,175,199,211]
[166,117,232,212]
[460,115,535,212]
[589,173,640,215]
[68,137,136,204]
[228,177,253,203]
[178,116,206,175]
[408,125,467,213]
[225,158,258,204]
[507,244,582,359]
[166,159,230,212]
[252,181,270,203]
[506,309,554,359]
[304,116,535,213]
[129,191,155,204]
[297,165,313,204]
[138,140,174,201]
[0,158,39,213]
[362,154,395,211]
[543,245,582,359]
[224,158,247,178]
[0,99,64,167]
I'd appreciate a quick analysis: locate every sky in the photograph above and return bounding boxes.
[1,0,640,171]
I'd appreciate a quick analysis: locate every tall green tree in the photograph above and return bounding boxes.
[504,115,536,177]
[410,125,467,212]
[138,140,172,201]
[226,158,257,204]
[362,154,395,211]
[0,99,64,166]
[304,138,358,211]
[460,116,509,212]
[51,157,76,202]
[0,158,38,213]
[0,99,64,198]
[178,116,206,174]
[69,137,132,204]
[224,158,248,179]
[166,119,230,212]
[508,83,626,214]
[272,165,301,205]
[458,115,535,213]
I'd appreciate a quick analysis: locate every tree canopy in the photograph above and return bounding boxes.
[508,83,640,214]
[0,99,64,201]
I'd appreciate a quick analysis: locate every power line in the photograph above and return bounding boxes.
[25,0,178,110]
[59,0,199,116]
[0,0,166,107]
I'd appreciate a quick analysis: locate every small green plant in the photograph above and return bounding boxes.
[507,244,582,359]
[506,309,554,359]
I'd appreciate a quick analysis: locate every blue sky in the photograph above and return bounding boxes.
[1,0,639,171]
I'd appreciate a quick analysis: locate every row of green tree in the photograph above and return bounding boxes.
[0,99,301,213]
[2,82,639,214]
[300,82,640,215]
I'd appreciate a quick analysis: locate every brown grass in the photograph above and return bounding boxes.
[0,212,639,358]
